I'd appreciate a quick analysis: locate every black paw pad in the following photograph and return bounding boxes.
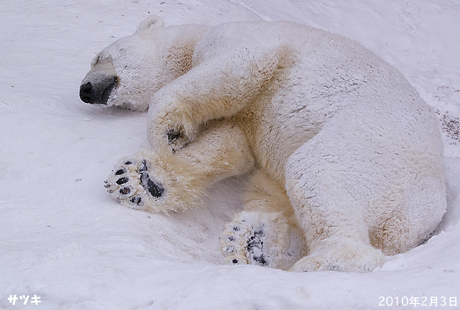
[232,259,238,264]
[253,255,267,265]
[139,160,165,199]
[145,178,164,198]
[120,187,131,195]
[247,236,261,250]
[139,160,148,172]
[246,226,268,266]
[115,169,125,175]
[116,177,129,185]
[253,228,265,238]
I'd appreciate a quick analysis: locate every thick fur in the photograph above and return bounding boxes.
[84,17,447,272]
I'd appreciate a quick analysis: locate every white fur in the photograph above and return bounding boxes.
[88,17,447,272]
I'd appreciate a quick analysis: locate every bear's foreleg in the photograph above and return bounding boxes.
[147,46,294,151]
[105,120,255,213]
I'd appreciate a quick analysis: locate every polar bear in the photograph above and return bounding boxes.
[80,16,447,272]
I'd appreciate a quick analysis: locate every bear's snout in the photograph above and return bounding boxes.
[79,75,118,105]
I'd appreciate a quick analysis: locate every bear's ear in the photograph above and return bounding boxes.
[136,16,164,33]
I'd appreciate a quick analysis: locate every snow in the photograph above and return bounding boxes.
[0,0,459,309]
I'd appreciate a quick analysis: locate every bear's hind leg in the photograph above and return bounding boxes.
[220,171,306,270]
[285,139,386,273]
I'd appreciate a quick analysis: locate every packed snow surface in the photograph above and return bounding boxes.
[1,1,459,309]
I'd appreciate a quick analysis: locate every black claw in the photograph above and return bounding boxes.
[166,129,182,144]
[116,177,129,185]
[124,161,132,165]
[120,187,131,195]
[228,236,235,242]
[232,226,240,231]
[115,169,125,175]
[130,196,142,205]
[104,181,111,188]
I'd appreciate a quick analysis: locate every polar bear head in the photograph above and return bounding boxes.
[80,16,172,111]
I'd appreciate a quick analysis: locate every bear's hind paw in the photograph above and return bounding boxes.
[220,218,269,267]
[289,241,386,273]
[220,211,304,270]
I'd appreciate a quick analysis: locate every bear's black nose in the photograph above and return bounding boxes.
[79,75,117,104]
[80,82,93,103]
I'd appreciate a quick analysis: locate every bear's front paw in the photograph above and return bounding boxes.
[105,158,165,211]
[165,124,192,152]
[149,106,198,152]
